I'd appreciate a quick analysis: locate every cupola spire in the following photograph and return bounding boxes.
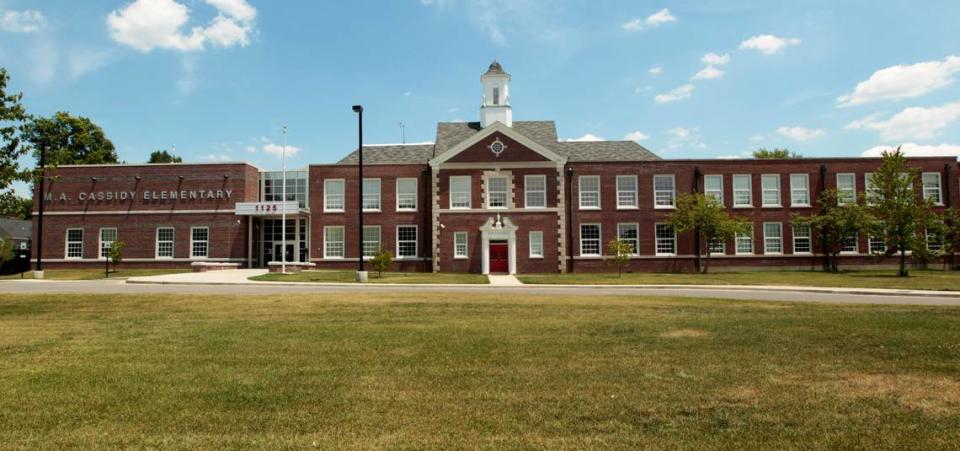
[480,60,512,127]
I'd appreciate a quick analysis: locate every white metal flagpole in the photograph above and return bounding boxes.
[281,125,287,274]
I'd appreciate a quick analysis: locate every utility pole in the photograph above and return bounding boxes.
[34,144,45,278]
[281,125,287,274]
[353,105,367,282]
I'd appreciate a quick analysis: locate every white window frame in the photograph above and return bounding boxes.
[578,175,600,209]
[449,175,472,209]
[708,239,726,255]
[396,225,418,259]
[761,174,781,207]
[323,226,345,259]
[864,172,877,205]
[790,174,810,207]
[454,232,468,259]
[616,175,638,209]
[869,233,887,254]
[837,173,856,205]
[841,233,859,254]
[704,175,723,204]
[362,225,381,259]
[617,223,640,256]
[65,228,83,259]
[792,224,812,254]
[926,229,944,252]
[524,174,547,209]
[156,227,174,259]
[735,225,754,255]
[654,223,677,256]
[323,179,345,212]
[396,177,418,211]
[529,231,544,258]
[922,172,943,205]
[763,222,783,255]
[653,174,676,209]
[362,178,381,212]
[99,227,117,260]
[733,174,753,207]
[486,175,509,209]
[190,226,209,259]
[579,223,601,256]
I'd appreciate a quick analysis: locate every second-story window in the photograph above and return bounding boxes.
[396,178,418,211]
[733,174,752,207]
[362,178,381,211]
[450,175,471,209]
[704,175,723,203]
[653,174,675,208]
[616,175,638,208]
[524,175,546,208]
[790,174,810,206]
[922,172,943,205]
[324,179,345,212]
[761,174,781,207]
[487,176,508,208]
[579,176,600,209]
[837,173,856,205]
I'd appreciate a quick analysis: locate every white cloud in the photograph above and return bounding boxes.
[201,153,232,162]
[666,127,706,150]
[66,49,114,79]
[837,56,960,107]
[776,126,825,142]
[177,57,198,95]
[701,52,730,66]
[1,10,47,33]
[107,0,256,52]
[692,66,724,80]
[649,65,662,75]
[564,134,604,142]
[622,8,675,31]
[739,34,801,55]
[845,102,960,141]
[25,38,58,84]
[716,151,753,159]
[262,142,303,158]
[861,143,960,158]
[654,84,695,103]
[624,131,649,141]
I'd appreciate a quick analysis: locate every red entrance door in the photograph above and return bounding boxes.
[489,243,509,273]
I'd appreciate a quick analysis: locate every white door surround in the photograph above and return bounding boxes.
[479,214,517,275]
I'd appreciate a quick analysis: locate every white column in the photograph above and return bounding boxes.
[481,234,490,275]
[508,232,516,275]
[247,218,253,268]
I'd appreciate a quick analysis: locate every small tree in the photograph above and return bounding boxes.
[794,189,875,273]
[0,238,13,267]
[753,148,802,159]
[668,193,749,273]
[148,149,182,163]
[370,248,393,277]
[939,208,960,270]
[108,240,125,272]
[606,239,632,277]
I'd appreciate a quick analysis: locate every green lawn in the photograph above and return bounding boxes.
[0,268,189,280]
[518,269,960,291]
[251,270,489,284]
[1,292,959,448]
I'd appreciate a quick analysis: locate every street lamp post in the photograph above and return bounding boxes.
[352,105,367,282]
[281,125,287,274]
[34,144,45,279]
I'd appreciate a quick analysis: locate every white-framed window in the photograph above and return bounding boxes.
[653,175,676,208]
[869,233,887,254]
[486,175,509,209]
[841,234,858,253]
[529,231,544,258]
[524,175,547,208]
[655,223,676,255]
[733,175,752,207]
[396,178,418,211]
[922,173,943,205]
[617,223,639,255]
[761,174,781,207]
[449,175,472,209]
[190,226,209,259]
[579,176,600,209]
[324,179,345,212]
[323,226,345,258]
[396,225,418,258]
[65,228,83,259]
[837,173,856,205]
[708,239,726,255]
[99,227,117,259]
[736,225,754,255]
[579,224,601,256]
[790,174,810,206]
[156,227,174,259]
[864,172,877,204]
[763,222,783,254]
[792,224,812,254]
[927,229,944,252]
[362,178,381,211]
[454,232,468,259]
[704,175,723,203]
[362,226,380,258]
[616,175,638,208]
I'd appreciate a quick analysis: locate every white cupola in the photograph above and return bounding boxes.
[480,60,512,128]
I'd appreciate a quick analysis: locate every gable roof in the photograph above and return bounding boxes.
[336,144,435,165]
[554,141,660,162]
[0,217,30,241]
[435,121,558,155]
[430,121,566,166]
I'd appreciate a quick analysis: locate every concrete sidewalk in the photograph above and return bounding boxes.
[127,269,268,284]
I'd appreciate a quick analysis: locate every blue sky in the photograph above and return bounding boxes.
[2,0,960,195]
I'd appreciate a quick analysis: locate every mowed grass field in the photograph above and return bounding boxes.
[252,270,488,284]
[519,269,960,291]
[0,268,189,280]
[2,293,959,448]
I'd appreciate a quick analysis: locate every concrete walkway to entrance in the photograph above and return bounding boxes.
[127,269,268,284]
[487,274,522,286]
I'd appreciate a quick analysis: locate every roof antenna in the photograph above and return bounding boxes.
[399,122,405,145]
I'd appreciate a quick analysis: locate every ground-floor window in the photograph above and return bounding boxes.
[363,226,380,257]
[841,234,858,253]
[736,226,754,255]
[763,222,782,254]
[156,227,174,258]
[99,227,117,259]
[709,239,725,255]
[324,226,345,258]
[397,225,418,258]
[191,227,209,258]
[580,224,601,256]
[66,228,83,259]
[927,230,943,252]
[793,224,811,254]
[655,223,676,256]
[454,232,468,258]
[529,231,543,258]
[617,223,639,255]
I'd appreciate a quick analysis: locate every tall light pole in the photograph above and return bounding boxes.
[353,105,366,282]
[281,125,288,274]
[34,143,45,278]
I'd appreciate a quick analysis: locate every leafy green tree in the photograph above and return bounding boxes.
[148,149,182,163]
[606,239,633,277]
[0,191,31,219]
[0,68,30,203]
[865,148,934,276]
[794,189,876,273]
[0,238,13,267]
[753,148,802,159]
[108,240,125,272]
[938,208,960,270]
[667,193,750,273]
[370,248,393,277]
[22,112,117,168]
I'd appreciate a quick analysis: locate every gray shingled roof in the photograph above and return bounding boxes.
[0,217,30,241]
[554,141,660,162]
[337,144,435,165]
